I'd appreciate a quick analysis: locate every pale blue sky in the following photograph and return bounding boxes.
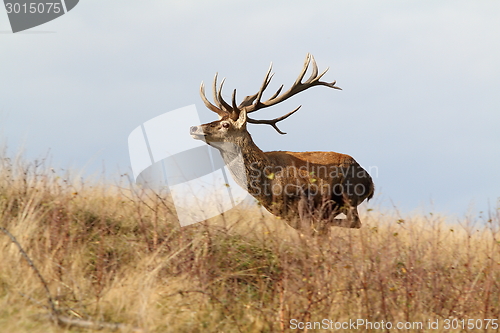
[1,1,499,216]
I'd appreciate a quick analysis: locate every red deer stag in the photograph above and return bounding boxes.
[190,54,374,232]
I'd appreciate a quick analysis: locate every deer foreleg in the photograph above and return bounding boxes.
[344,206,361,228]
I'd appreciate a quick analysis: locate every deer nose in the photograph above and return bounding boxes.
[190,126,198,134]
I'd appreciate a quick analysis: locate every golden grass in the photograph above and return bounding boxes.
[0,155,499,332]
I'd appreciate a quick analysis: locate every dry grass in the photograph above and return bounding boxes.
[0,155,499,333]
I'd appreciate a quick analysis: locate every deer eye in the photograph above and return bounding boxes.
[222,123,230,128]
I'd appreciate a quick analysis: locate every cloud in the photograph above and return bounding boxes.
[0,1,498,215]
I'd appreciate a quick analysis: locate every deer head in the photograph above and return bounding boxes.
[190,53,342,148]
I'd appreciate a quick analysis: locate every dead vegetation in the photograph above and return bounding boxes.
[0,155,499,332]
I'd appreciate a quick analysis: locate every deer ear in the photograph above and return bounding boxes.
[234,109,247,129]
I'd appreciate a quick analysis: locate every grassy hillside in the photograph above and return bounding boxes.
[1,156,499,332]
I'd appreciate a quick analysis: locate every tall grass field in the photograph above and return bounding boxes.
[1,155,499,332]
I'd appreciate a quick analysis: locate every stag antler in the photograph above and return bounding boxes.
[200,75,230,118]
[199,53,341,134]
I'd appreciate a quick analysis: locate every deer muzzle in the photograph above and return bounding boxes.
[190,125,205,140]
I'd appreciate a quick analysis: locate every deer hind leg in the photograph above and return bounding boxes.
[308,205,339,235]
[343,205,361,228]
[335,192,362,228]
[324,203,361,229]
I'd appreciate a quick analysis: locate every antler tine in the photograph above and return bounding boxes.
[315,67,329,82]
[310,67,342,90]
[268,84,284,101]
[212,73,222,110]
[315,67,342,90]
[305,54,319,84]
[309,55,341,89]
[231,89,238,111]
[237,64,278,110]
[294,53,312,86]
[239,93,258,108]
[253,63,274,110]
[200,82,227,117]
[217,78,233,112]
[247,105,302,135]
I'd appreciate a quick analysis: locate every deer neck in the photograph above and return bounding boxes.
[211,134,272,196]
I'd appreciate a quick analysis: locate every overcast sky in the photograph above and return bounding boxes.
[1,1,499,217]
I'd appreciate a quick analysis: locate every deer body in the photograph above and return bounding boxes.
[191,54,374,231]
